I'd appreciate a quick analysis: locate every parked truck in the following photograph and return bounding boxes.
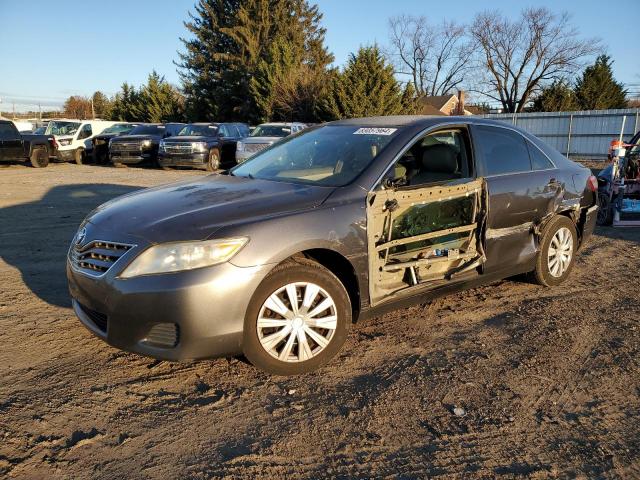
[0,120,57,167]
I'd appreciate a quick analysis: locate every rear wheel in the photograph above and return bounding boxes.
[30,148,49,168]
[532,215,577,287]
[243,259,351,375]
[206,148,221,172]
[74,148,85,165]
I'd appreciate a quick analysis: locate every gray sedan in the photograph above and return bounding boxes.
[67,116,598,375]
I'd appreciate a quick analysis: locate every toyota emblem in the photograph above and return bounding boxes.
[75,227,86,246]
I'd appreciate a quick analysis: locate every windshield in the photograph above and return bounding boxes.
[232,125,399,186]
[103,123,135,134]
[129,125,165,136]
[46,121,81,136]
[251,125,292,138]
[178,124,218,136]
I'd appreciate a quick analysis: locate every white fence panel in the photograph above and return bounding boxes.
[482,109,640,160]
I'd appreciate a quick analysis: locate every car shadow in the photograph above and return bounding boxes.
[0,183,142,307]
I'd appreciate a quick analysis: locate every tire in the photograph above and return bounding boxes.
[30,148,49,168]
[206,148,221,172]
[243,258,351,375]
[74,148,85,165]
[596,193,613,226]
[532,215,577,287]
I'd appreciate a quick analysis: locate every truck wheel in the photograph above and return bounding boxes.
[206,149,221,172]
[74,148,85,165]
[30,148,49,168]
[532,215,577,287]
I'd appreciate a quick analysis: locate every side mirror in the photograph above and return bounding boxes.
[383,176,407,190]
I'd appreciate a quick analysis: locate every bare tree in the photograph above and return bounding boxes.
[387,15,473,97]
[471,8,600,112]
[63,96,92,119]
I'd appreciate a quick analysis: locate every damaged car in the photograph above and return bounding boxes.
[67,116,598,375]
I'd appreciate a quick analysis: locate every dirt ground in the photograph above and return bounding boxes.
[1,162,639,479]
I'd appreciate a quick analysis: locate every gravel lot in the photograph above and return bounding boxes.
[1,162,639,479]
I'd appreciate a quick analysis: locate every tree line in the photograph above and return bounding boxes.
[63,1,632,122]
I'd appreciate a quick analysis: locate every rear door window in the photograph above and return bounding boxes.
[526,140,555,170]
[475,126,531,176]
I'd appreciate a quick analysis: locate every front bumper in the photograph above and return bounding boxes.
[57,148,76,162]
[158,151,208,168]
[110,151,154,164]
[67,247,273,361]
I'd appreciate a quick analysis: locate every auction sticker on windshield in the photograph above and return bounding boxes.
[353,128,397,135]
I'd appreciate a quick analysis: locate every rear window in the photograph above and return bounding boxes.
[0,123,18,140]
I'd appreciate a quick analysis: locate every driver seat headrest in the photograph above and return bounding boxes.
[422,144,458,174]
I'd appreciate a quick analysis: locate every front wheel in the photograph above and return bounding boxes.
[74,148,85,165]
[532,215,577,287]
[206,148,221,172]
[30,148,49,168]
[243,258,351,375]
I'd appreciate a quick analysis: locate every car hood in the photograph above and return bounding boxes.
[242,136,281,144]
[164,136,215,143]
[110,134,161,143]
[85,174,335,242]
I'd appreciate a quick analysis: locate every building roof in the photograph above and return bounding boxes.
[419,94,457,110]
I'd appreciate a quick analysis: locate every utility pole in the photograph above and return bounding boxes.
[91,96,95,119]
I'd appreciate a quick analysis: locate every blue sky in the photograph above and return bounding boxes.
[1,0,638,111]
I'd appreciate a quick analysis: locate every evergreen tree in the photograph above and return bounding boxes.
[531,80,578,112]
[177,0,332,123]
[321,46,417,120]
[574,55,627,110]
[92,91,113,119]
[135,71,185,122]
[110,83,139,121]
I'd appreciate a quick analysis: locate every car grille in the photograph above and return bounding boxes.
[70,240,134,276]
[244,143,270,154]
[163,142,194,154]
[78,302,108,333]
[111,142,141,152]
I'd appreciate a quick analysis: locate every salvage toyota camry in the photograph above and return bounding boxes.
[67,116,598,375]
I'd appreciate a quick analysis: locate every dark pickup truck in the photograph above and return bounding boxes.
[92,123,140,164]
[0,120,56,167]
[108,123,184,167]
[158,122,249,171]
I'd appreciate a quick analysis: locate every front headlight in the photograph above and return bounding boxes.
[159,141,166,152]
[59,138,72,146]
[237,142,244,152]
[192,141,208,152]
[119,237,248,278]
[141,139,152,148]
[108,139,113,147]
